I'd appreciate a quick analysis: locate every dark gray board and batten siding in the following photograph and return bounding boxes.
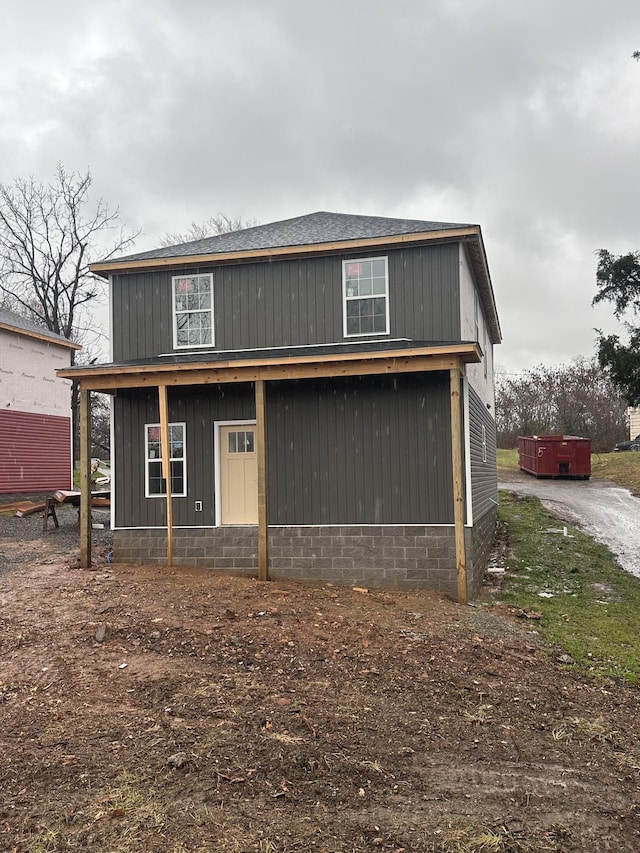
[468,385,498,521]
[114,374,456,530]
[110,243,461,362]
[267,375,454,525]
[114,385,255,529]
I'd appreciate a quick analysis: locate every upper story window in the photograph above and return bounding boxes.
[343,257,389,337]
[172,273,214,349]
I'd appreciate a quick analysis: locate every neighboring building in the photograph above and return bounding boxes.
[60,212,501,599]
[629,407,640,440]
[0,308,80,493]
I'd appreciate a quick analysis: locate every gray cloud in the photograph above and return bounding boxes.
[1,0,639,368]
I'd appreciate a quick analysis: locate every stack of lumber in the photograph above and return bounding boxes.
[0,500,46,517]
[0,488,110,518]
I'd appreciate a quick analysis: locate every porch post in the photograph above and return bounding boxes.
[79,387,92,568]
[158,384,173,567]
[450,366,467,605]
[255,379,269,581]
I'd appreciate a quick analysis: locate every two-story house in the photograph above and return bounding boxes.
[0,307,79,493]
[60,212,501,601]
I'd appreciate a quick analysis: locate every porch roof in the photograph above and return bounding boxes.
[57,340,482,393]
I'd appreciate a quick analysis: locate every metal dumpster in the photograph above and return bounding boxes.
[518,435,591,479]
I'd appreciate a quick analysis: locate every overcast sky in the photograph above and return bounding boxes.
[2,0,639,371]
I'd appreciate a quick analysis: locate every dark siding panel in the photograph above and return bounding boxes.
[114,385,254,528]
[267,374,453,525]
[468,385,497,520]
[111,244,461,361]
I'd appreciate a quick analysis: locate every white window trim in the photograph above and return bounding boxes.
[342,256,390,338]
[172,273,214,350]
[214,419,257,526]
[145,421,187,498]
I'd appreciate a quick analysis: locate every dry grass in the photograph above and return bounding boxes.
[590,451,640,495]
[497,447,640,495]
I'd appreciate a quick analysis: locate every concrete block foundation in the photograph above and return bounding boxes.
[113,511,498,599]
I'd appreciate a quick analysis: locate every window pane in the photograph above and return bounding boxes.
[195,275,211,296]
[245,431,254,452]
[371,259,386,277]
[346,300,360,319]
[228,431,237,453]
[170,461,184,493]
[373,313,387,332]
[359,259,373,278]
[358,277,372,296]
[345,261,362,280]
[372,276,386,295]
[237,431,246,452]
[170,425,184,458]
[347,315,359,335]
[359,314,374,333]
[373,297,386,316]
[148,461,164,495]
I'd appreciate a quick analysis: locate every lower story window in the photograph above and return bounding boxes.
[145,422,187,497]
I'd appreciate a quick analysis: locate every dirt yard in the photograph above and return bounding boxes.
[1,511,639,852]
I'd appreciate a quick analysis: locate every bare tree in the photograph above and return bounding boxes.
[0,163,138,461]
[160,214,258,247]
[496,358,628,452]
[90,393,111,459]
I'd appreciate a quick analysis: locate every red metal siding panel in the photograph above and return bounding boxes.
[0,409,72,493]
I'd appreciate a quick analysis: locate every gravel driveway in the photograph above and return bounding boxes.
[499,474,640,578]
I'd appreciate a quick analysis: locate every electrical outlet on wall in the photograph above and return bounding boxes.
[195,500,202,512]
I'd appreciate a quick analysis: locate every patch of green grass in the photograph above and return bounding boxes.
[497,490,640,684]
[591,451,640,496]
[496,448,518,475]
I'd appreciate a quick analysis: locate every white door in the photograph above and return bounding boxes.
[218,424,258,524]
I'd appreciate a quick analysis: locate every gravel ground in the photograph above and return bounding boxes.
[0,498,113,575]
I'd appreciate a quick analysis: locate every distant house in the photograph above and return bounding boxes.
[0,308,80,493]
[61,212,501,601]
[629,408,640,440]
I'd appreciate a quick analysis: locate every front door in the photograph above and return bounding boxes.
[218,423,258,524]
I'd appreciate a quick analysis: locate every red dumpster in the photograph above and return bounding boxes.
[518,435,591,479]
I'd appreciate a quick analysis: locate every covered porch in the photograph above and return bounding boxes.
[59,341,480,604]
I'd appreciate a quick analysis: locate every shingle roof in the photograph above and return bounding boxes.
[0,306,80,349]
[105,211,476,264]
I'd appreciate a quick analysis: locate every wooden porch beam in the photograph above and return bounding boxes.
[255,379,269,582]
[158,385,174,567]
[79,388,92,568]
[449,366,467,605]
[66,351,480,393]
